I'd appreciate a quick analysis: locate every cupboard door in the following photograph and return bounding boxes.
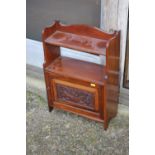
[51,79,99,111]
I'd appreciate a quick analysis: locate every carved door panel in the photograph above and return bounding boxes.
[51,79,99,111]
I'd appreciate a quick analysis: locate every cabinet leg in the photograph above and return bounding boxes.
[48,106,53,112]
[104,119,109,130]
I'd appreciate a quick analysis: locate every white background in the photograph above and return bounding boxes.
[0,0,155,154]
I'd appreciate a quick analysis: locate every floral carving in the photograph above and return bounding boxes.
[56,84,95,108]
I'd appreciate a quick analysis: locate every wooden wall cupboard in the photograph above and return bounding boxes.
[42,21,120,130]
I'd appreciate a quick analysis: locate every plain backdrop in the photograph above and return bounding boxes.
[26,0,101,41]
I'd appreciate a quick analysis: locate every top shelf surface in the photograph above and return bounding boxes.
[45,31,107,55]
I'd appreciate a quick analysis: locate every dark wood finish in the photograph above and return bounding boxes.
[42,21,120,130]
[45,31,107,55]
[45,56,105,85]
[52,79,99,111]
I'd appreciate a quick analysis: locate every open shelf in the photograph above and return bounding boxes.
[45,56,105,85]
[45,31,107,55]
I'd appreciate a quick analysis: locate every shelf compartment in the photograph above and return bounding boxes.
[45,56,105,85]
[45,31,107,55]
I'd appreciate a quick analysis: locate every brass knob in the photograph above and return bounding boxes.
[90,83,96,87]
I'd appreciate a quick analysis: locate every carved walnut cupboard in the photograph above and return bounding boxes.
[42,21,120,130]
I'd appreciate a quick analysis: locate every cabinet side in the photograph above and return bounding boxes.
[42,21,61,111]
[105,31,120,120]
[42,21,61,66]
